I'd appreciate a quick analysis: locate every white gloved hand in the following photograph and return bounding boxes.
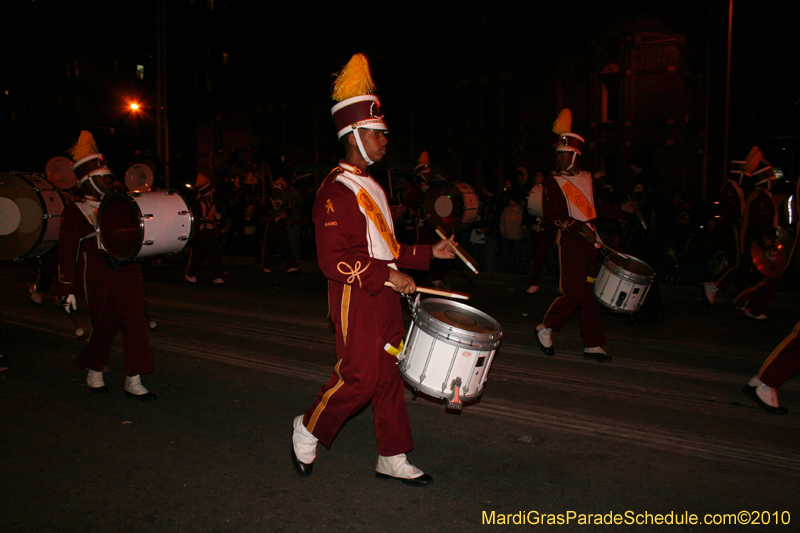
[61,294,77,314]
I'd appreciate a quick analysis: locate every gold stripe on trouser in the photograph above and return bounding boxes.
[758,320,800,380]
[341,285,351,345]
[307,359,344,433]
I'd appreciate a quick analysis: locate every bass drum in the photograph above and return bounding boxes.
[526,183,544,218]
[0,172,64,260]
[422,181,478,232]
[399,298,502,407]
[97,190,193,260]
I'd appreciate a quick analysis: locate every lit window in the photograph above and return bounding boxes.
[137,65,145,80]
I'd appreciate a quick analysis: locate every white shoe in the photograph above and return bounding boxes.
[292,415,318,465]
[536,325,552,348]
[286,267,299,273]
[185,276,198,283]
[703,282,718,304]
[29,285,42,305]
[213,278,225,284]
[526,285,540,294]
[739,306,767,320]
[125,375,157,400]
[376,454,433,486]
[87,369,106,389]
[748,377,779,407]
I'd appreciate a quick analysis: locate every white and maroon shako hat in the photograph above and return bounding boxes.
[331,95,388,140]
[73,154,112,186]
[556,133,585,156]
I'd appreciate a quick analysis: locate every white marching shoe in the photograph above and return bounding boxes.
[87,369,108,394]
[124,375,157,401]
[291,415,318,478]
[375,454,433,487]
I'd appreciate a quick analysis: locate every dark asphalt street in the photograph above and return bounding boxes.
[1,256,799,532]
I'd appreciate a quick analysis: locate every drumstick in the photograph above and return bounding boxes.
[435,227,479,274]
[384,281,470,300]
[626,194,648,230]
[69,311,86,338]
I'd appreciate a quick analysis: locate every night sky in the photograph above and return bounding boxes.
[2,0,799,177]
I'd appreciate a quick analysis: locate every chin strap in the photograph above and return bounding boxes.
[353,128,374,166]
[566,152,578,172]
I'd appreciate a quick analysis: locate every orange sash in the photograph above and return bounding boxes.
[355,188,401,260]
[560,181,596,220]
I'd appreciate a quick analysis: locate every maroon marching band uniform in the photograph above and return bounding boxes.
[57,199,153,376]
[711,178,747,291]
[731,187,780,316]
[540,171,624,348]
[186,193,225,280]
[261,193,298,271]
[757,320,800,392]
[302,161,432,456]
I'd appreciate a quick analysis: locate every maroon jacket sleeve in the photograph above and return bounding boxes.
[314,179,430,296]
[57,203,94,297]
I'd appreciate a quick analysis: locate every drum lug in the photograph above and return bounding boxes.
[142,240,155,246]
[446,377,463,410]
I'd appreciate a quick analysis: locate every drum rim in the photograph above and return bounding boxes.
[97,191,145,261]
[0,172,63,260]
[398,373,486,402]
[414,297,503,348]
[422,181,478,232]
[603,253,655,283]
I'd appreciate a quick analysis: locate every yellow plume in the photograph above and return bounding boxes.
[331,53,376,102]
[67,130,99,162]
[743,146,763,173]
[418,151,430,166]
[552,109,572,134]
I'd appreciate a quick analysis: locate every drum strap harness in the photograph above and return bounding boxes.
[559,181,596,221]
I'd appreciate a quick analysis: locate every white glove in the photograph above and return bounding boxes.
[61,294,78,314]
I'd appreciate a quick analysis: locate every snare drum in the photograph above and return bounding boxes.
[399,298,502,406]
[97,190,193,260]
[526,183,543,218]
[422,181,478,231]
[0,172,64,260]
[593,252,654,313]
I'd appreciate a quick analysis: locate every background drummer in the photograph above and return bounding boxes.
[534,109,636,363]
[57,131,156,400]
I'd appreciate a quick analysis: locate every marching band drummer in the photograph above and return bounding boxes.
[291,54,455,486]
[533,110,637,363]
[730,148,781,320]
[57,131,156,400]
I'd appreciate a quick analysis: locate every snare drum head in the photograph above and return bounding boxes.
[45,156,78,189]
[0,172,52,260]
[97,192,143,261]
[417,298,502,340]
[607,253,654,278]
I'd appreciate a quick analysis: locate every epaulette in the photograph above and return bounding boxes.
[317,167,344,194]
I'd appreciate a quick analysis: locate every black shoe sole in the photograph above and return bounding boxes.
[376,472,433,487]
[742,385,787,414]
[535,332,555,356]
[125,391,157,401]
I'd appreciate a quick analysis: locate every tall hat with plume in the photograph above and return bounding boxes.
[330,54,388,165]
[415,151,431,175]
[552,109,585,155]
[195,173,212,193]
[68,131,112,185]
[744,146,775,186]
[272,177,288,191]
